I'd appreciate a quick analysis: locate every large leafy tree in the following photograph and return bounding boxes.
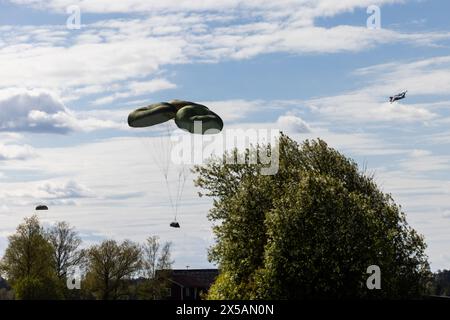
[0,215,61,299]
[83,239,141,300]
[194,133,431,299]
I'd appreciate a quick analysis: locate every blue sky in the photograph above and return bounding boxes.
[0,0,450,271]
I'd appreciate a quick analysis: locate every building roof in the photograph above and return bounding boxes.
[165,269,219,288]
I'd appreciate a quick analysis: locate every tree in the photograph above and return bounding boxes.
[157,241,173,272]
[142,236,160,280]
[193,133,431,299]
[84,239,141,300]
[47,221,83,280]
[140,236,174,299]
[0,215,61,299]
[432,270,450,296]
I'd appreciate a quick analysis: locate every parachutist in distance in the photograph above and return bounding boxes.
[389,90,407,103]
[35,205,48,210]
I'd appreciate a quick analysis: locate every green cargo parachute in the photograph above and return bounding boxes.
[127,100,223,228]
[128,100,223,134]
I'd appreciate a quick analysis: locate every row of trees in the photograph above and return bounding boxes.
[0,216,173,300]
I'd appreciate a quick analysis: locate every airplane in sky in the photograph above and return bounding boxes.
[389,90,407,103]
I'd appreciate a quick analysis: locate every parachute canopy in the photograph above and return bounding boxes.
[35,205,48,210]
[128,102,177,128]
[128,100,223,134]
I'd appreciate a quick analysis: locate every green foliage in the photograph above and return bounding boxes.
[194,133,431,299]
[0,215,63,299]
[432,270,450,296]
[0,216,54,281]
[14,275,62,300]
[134,277,170,300]
[84,239,142,300]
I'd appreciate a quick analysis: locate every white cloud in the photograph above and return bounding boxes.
[0,143,36,160]
[354,56,450,97]
[399,152,450,173]
[200,100,262,122]
[0,2,448,102]
[92,78,176,106]
[306,92,436,123]
[276,114,311,133]
[8,0,403,15]
[410,149,432,158]
[128,79,176,95]
[290,128,408,157]
[301,55,450,124]
[0,88,72,133]
[39,180,94,199]
[0,88,122,133]
[442,211,450,219]
[0,179,95,207]
[426,131,450,145]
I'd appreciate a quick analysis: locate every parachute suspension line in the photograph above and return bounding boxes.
[173,166,187,221]
[164,172,176,216]
[155,121,187,222]
[156,122,172,179]
[159,122,177,216]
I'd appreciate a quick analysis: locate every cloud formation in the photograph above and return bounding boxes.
[0,89,121,133]
[0,143,35,161]
[276,114,311,133]
[39,180,95,200]
[1,1,449,103]
[8,0,403,15]
[300,55,450,125]
[92,79,176,106]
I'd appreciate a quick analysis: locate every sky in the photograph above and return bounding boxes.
[0,0,449,271]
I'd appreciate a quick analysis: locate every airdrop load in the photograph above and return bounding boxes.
[170,221,180,228]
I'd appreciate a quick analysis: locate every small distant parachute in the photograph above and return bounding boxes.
[389,90,407,103]
[128,100,223,134]
[35,205,48,211]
